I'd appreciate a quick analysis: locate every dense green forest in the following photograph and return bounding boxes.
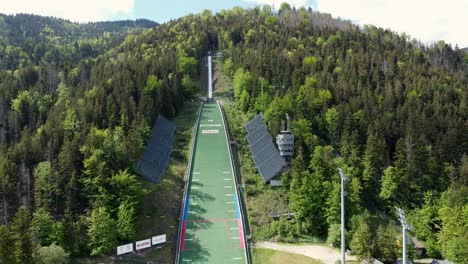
[0,5,467,263]
[217,5,467,264]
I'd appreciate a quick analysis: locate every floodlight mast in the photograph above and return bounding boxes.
[338,168,348,264]
[396,207,411,264]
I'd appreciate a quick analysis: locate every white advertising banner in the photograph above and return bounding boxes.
[135,239,151,250]
[117,243,133,255]
[152,234,166,245]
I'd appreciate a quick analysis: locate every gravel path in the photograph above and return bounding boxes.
[255,241,357,264]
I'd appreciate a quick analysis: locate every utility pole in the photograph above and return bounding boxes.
[338,168,348,264]
[396,207,411,264]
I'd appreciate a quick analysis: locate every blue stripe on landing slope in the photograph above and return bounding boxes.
[234,195,241,219]
[183,195,190,221]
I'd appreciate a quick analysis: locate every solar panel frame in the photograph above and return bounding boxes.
[136,115,176,183]
[245,114,285,183]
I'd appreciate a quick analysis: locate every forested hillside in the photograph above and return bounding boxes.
[213,5,466,263]
[0,5,466,263]
[0,14,176,262]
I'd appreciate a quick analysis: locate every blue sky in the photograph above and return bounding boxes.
[131,0,257,23]
[0,0,466,47]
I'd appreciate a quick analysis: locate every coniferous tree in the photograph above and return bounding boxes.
[11,206,33,264]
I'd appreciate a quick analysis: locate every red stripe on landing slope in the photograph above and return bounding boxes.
[180,221,187,251]
[237,219,245,249]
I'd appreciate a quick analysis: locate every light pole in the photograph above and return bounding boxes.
[396,207,411,264]
[338,168,348,264]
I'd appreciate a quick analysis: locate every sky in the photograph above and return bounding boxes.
[0,0,467,48]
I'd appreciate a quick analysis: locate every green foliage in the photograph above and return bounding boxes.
[437,187,468,263]
[36,243,69,264]
[325,107,339,143]
[177,56,197,77]
[374,224,398,262]
[0,5,466,261]
[280,2,291,12]
[110,169,143,208]
[302,56,317,70]
[239,89,250,112]
[233,68,252,99]
[63,109,80,136]
[87,207,116,255]
[11,206,33,264]
[144,74,163,95]
[380,166,397,201]
[33,162,54,212]
[11,90,33,126]
[117,201,136,241]
[0,225,16,264]
[181,74,197,99]
[361,131,386,204]
[223,58,234,77]
[265,15,279,25]
[326,223,341,247]
[31,208,54,246]
[408,191,442,258]
[350,218,373,262]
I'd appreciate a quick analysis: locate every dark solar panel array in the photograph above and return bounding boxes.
[137,115,176,183]
[245,114,284,183]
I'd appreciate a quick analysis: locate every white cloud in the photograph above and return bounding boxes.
[243,0,313,9]
[0,0,135,23]
[316,0,468,48]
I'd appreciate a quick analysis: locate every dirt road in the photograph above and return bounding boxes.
[255,241,357,264]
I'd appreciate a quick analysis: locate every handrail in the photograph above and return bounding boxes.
[218,101,251,264]
[173,102,203,264]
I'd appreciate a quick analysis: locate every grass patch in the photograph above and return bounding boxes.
[251,248,322,264]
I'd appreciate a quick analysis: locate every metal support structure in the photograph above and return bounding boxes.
[338,168,348,264]
[396,207,411,264]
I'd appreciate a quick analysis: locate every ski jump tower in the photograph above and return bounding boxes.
[276,114,294,166]
[207,54,213,101]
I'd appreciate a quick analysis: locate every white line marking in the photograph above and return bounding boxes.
[230,227,239,230]
[185,239,193,241]
[191,203,198,205]
[222,171,230,174]
[193,172,200,175]
[224,186,232,188]
[225,194,234,196]
[192,179,200,182]
[202,129,219,134]
[192,186,199,189]
[231,237,240,239]
[227,202,235,204]
[228,210,236,212]
[200,124,222,127]
[224,178,231,181]
[208,119,213,122]
[232,257,242,260]
[183,259,192,262]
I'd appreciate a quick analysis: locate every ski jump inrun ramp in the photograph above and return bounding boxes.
[177,101,248,264]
